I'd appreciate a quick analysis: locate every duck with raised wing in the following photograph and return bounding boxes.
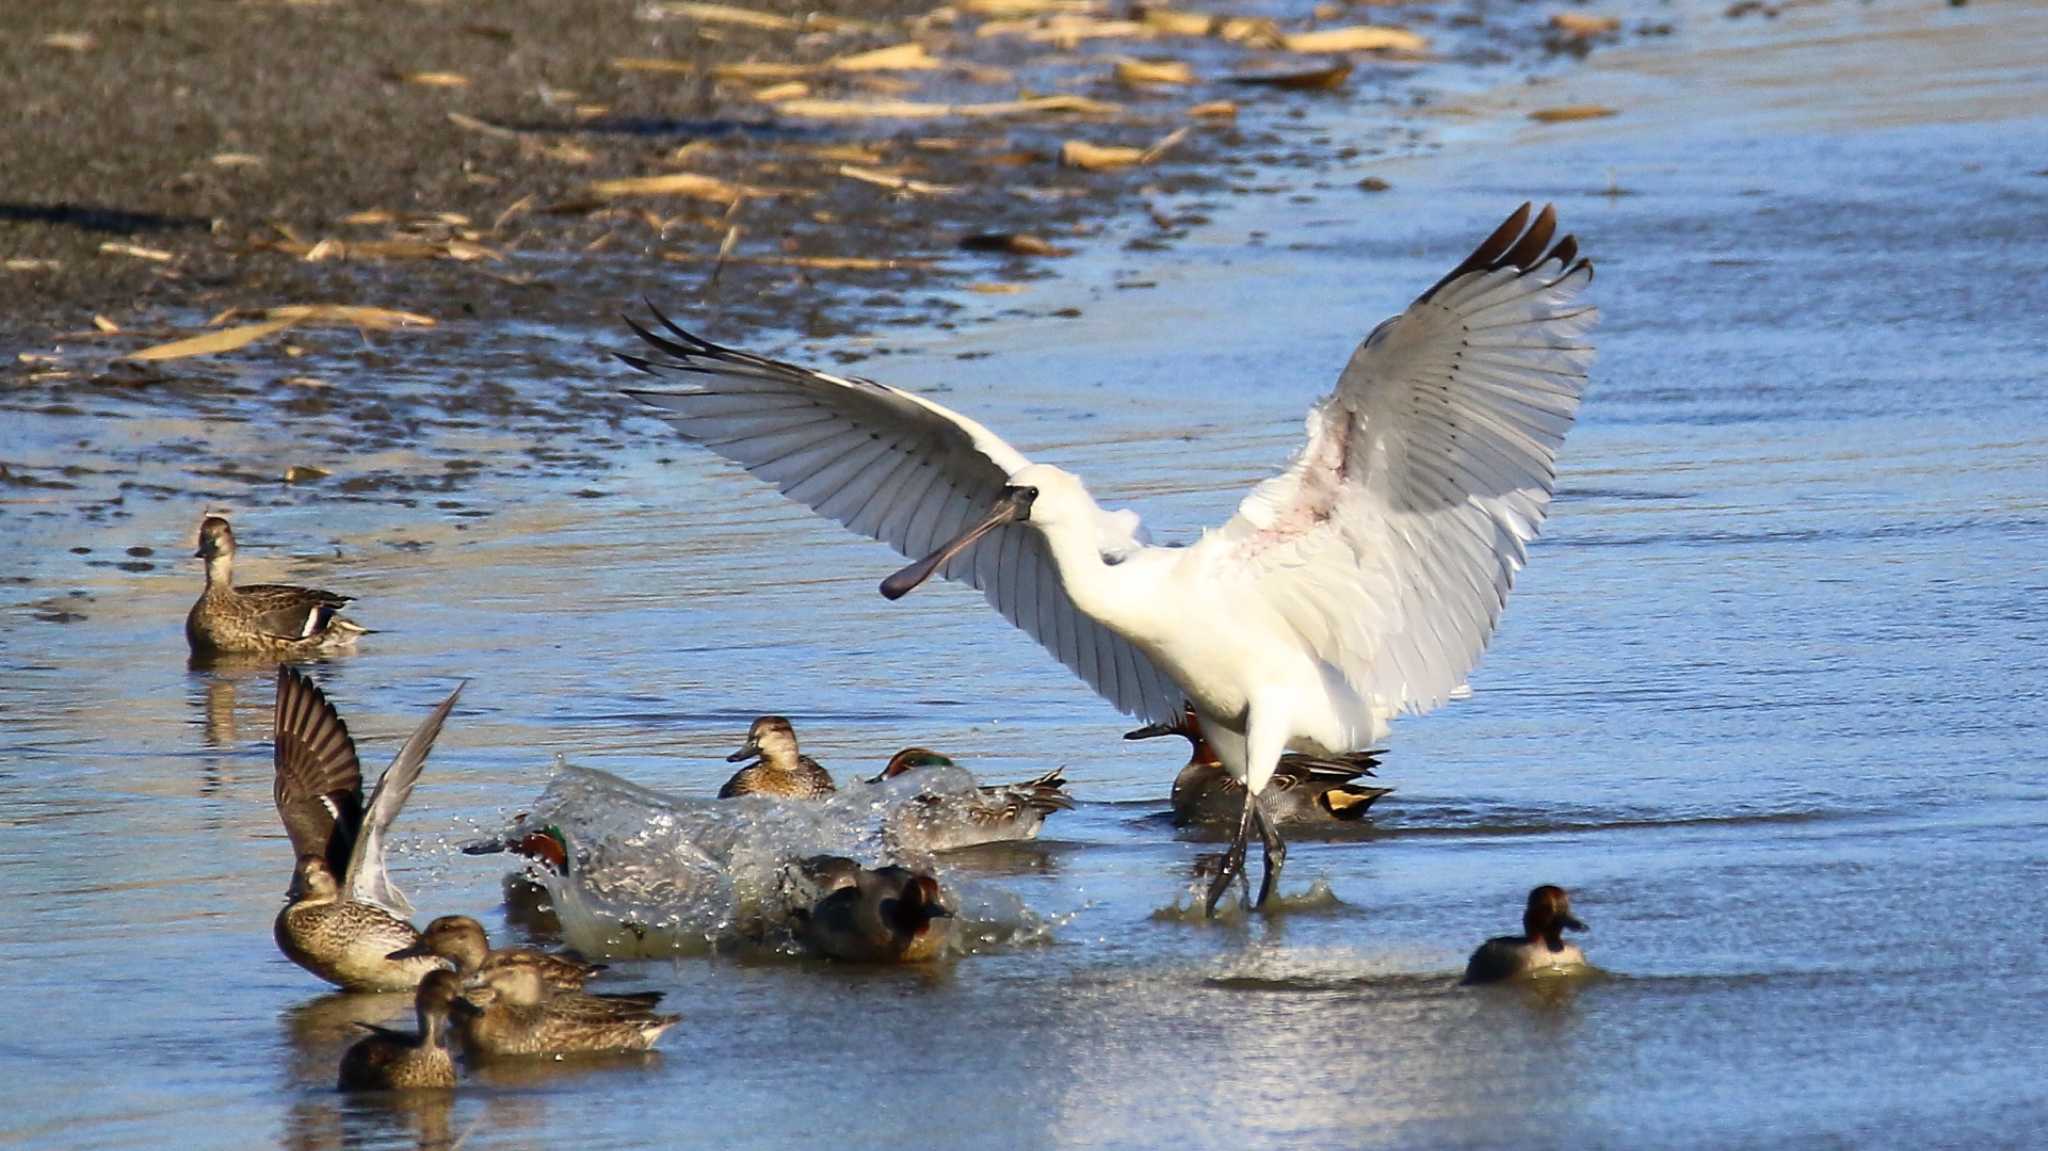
[338,969,477,1091]
[873,748,1074,852]
[1463,885,1589,984]
[456,965,678,1058]
[1127,707,1390,828]
[795,863,954,963]
[272,665,464,991]
[387,914,604,993]
[719,715,835,799]
[187,516,367,656]
[624,204,1594,916]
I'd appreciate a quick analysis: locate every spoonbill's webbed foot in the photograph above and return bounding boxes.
[1254,798,1286,909]
[1204,788,1259,917]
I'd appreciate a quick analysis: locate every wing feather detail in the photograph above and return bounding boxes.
[622,310,1178,723]
[344,682,463,917]
[1212,203,1595,718]
[273,666,364,876]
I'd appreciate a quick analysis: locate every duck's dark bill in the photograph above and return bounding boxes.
[880,488,1032,601]
[1563,915,1589,932]
[1123,722,1179,741]
[726,742,759,763]
[386,942,433,961]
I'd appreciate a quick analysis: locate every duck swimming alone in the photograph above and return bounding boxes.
[1126,708,1391,828]
[338,969,476,1091]
[454,965,679,1058]
[186,515,367,657]
[795,861,955,963]
[1462,885,1589,984]
[387,914,605,993]
[272,665,464,992]
[872,748,1074,852]
[719,715,836,799]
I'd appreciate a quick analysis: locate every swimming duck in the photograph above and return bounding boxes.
[873,748,1074,852]
[1126,708,1391,828]
[186,515,367,656]
[719,715,835,799]
[272,665,464,991]
[1462,885,1589,984]
[387,915,604,992]
[455,965,679,1058]
[338,969,477,1091]
[795,863,954,963]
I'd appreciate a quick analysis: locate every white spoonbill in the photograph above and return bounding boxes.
[622,203,1595,915]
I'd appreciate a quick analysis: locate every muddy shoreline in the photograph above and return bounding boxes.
[3,0,1640,525]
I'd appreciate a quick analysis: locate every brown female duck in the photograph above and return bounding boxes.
[1127,708,1391,827]
[1463,885,1590,984]
[387,915,604,992]
[272,665,463,991]
[186,515,367,656]
[338,969,477,1091]
[719,715,835,799]
[456,965,679,1058]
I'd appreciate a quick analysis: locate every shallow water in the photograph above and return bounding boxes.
[5,1,2047,1147]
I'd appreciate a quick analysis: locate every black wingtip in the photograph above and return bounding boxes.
[1418,202,1585,303]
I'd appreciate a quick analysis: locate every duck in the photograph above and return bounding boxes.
[1125,707,1391,828]
[718,715,835,799]
[795,862,954,963]
[386,915,604,992]
[338,969,477,1091]
[455,965,679,1058]
[186,515,367,656]
[872,748,1074,852]
[1462,885,1590,984]
[272,665,464,991]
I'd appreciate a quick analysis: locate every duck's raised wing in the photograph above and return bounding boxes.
[273,666,364,877]
[1210,204,1596,718]
[344,682,463,917]
[621,311,1182,723]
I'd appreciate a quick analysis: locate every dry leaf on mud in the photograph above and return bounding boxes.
[1188,99,1237,118]
[656,2,799,30]
[92,315,121,334]
[715,61,813,81]
[584,173,766,202]
[752,81,812,101]
[837,165,962,195]
[1550,12,1622,35]
[342,210,397,226]
[1280,25,1427,53]
[976,15,1149,42]
[1137,8,1216,36]
[1114,57,1194,86]
[99,242,175,262]
[611,56,696,74]
[966,282,1026,294]
[957,0,1100,15]
[407,71,471,88]
[1060,141,1146,170]
[263,305,436,330]
[43,32,95,52]
[210,152,264,168]
[283,465,331,484]
[1528,104,1618,122]
[774,93,1117,120]
[446,111,523,139]
[124,320,296,362]
[831,42,941,71]
[1229,60,1352,90]
[960,232,1067,256]
[664,252,932,270]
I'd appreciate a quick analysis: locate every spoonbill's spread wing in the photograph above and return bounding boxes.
[1215,203,1596,717]
[344,682,463,918]
[622,313,1181,722]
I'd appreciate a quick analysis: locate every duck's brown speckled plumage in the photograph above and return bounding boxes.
[270,666,462,992]
[186,516,366,656]
[876,749,1074,852]
[1463,885,1590,984]
[718,715,836,799]
[457,966,678,1058]
[390,914,603,992]
[338,970,475,1091]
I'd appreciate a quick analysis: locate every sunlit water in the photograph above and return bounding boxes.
[4,2,2046,1147]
